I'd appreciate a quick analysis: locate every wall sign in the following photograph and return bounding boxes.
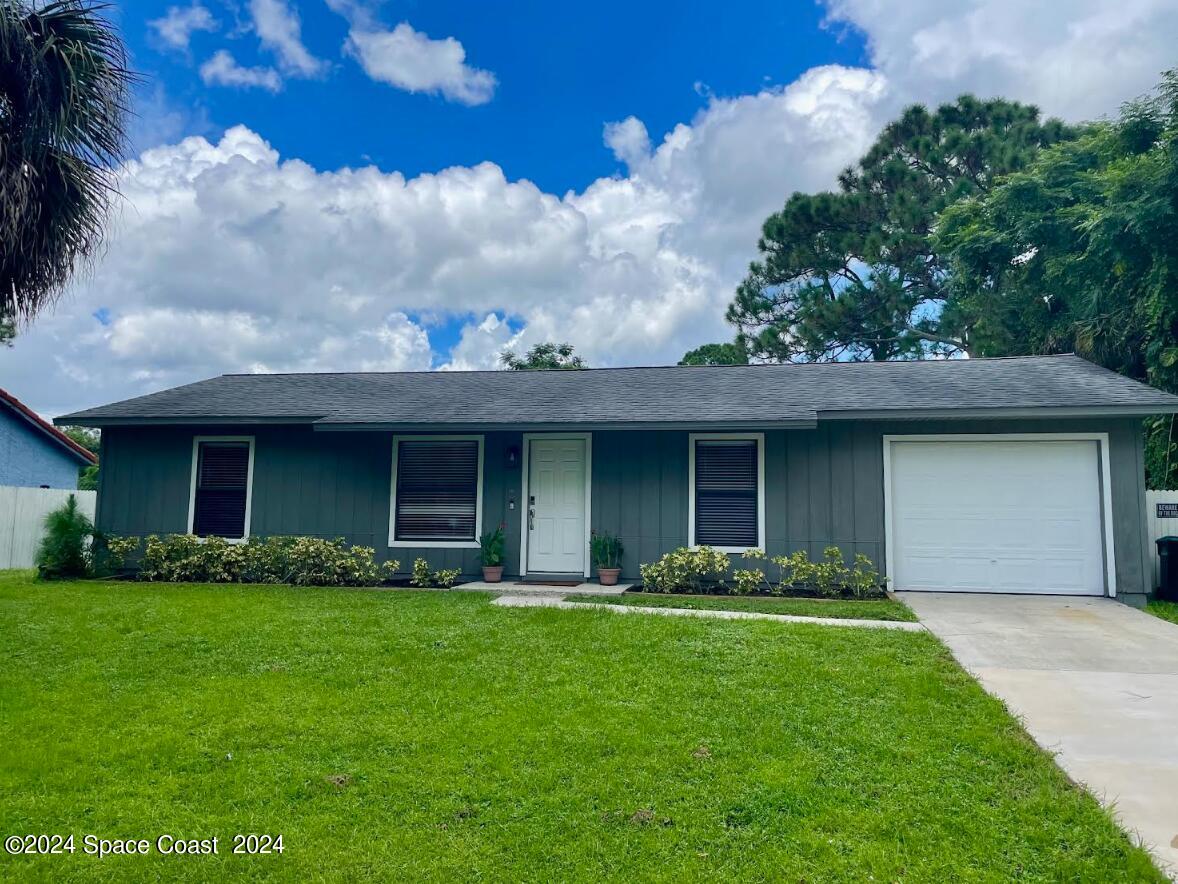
[1158,502,1178,518]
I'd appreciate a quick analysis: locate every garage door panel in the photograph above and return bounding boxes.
[890,440,1105,595]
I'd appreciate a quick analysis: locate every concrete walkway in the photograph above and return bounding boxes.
[899,592,1178,876]
[491,594,924,631]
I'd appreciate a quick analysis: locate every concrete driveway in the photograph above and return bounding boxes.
[898,592,1178,876]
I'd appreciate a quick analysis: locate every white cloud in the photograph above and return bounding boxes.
[5,1,1177,415]
[249,0,327,78]
[344,23,496,105]
[823,0,1178,120]
[149,3,218,51]
[200,50,282,92]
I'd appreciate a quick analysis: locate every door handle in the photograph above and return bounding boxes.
[528,509,535,531]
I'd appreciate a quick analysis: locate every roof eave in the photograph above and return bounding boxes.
[312,418,820,432]
[52,415,323,428]
[817,404,1178,420]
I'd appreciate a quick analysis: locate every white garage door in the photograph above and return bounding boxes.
[888,439,1106,595]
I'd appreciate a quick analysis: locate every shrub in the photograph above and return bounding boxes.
[410,558,461,589]
[639,546,730,593]
[35,494,93,579]
[138,534,398,586]
[639,545,885,598]
[848,554,885,599]
[731,568,765,595]
[814,546,852,598]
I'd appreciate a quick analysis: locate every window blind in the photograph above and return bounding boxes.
[394,440,480,542]
[192,441,250,538]
[694,439,758,548]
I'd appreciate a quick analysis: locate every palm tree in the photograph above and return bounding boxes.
[1,1,133,328]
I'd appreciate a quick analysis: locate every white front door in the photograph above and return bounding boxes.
[888,439,1106,595]
[527,438,587,574]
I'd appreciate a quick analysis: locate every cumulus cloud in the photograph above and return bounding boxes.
[148,3,218,51]
[249,0,327,78]
[344,23,497,105]
[200,50,282,92]
[823,0,1178,120]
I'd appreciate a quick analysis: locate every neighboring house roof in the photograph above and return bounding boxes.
[54,355,1178,430]
[1,388,98,464]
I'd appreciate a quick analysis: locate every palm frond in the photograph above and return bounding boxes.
[0,0,135,324]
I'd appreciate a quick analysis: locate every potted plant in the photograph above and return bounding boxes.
[479,525,506,582]
[590,530,624,585]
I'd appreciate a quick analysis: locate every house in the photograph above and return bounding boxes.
[1,387,97,489]
[55,354,1178,605]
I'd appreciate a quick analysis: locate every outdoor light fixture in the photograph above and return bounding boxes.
[506,446,520,467]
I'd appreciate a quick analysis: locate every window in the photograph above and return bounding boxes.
[390,436,483,547]
[689,434,764,551]
[188,438,254,540]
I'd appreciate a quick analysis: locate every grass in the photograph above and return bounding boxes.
[0,571,1162,882]
[566,591,917,621]
[1145,599,1178,624]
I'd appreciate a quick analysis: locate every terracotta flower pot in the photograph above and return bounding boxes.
[597,567,621,586]
[481,565,504,583]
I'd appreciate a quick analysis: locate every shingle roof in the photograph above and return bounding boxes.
[2,388,98,464]
[55,355,1178,429]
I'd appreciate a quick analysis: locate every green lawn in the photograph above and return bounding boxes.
[1146,599,1178,624]
[0,572,1161,882]
[566,591,917,621]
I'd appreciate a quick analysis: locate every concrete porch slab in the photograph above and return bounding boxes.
[458,580,632,596]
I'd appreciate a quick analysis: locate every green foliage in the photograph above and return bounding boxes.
[60,426,99,489]
[77,464,99,490]
[937,70,1178,487]
[137,535,399,586]
[590,529,623,569]
[1,0,136,325]
[410,557,461,588]
[0,309,13,346]
[641,545,884,598]
[499,342,587,370]
[479,526,505,566]
[59,425,98,454]
[728,96,1075,362]
[639,546,731,593]
[678,342,748,366]
[34,493,92,579]
[731,568,765,595]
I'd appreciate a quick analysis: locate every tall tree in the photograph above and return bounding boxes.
[937,71,1178,486]
[728,97,1075,362]
[1,0,134,326]
[500,342,587,370]
[679,342,748,366]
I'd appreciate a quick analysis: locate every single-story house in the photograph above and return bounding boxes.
[1,387,97,489]
[56,354,1178,605]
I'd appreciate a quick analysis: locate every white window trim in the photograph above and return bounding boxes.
[518,433,593,578]
[688,432,765,554]
[388,434,484,549]
[187,435,256,544]
[881,433,1117,597]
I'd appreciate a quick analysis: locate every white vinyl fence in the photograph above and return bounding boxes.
[0,486,97,570]
[1146,490,1178,590]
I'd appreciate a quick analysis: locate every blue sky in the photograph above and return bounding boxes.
[119,1,867,193]
[4,0,1175,416]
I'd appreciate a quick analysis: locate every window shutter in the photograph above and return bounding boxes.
[395,440,480,542]
[193,442,250,538]
[694,439,758,548]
